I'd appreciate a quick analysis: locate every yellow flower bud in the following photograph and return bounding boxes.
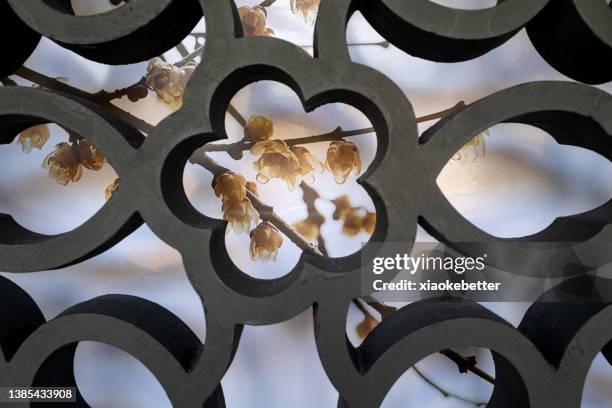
[245,115,274,143]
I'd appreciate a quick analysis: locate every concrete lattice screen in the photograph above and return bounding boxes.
[0,0,611,407]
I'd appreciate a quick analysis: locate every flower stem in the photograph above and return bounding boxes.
[189,151,324,256]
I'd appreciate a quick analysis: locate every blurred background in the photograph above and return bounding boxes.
[1,0,612,406]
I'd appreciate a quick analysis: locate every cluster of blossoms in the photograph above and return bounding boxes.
[213,171,283,261]
[245,115,362,187]
[452,130,489,163]
[238,6,274,37]
[332,195,376,236]
[251,140,323,190]
[18,123,119,199]
[145,58,196,104]
[290,0,320,25]
[41,139,105,185]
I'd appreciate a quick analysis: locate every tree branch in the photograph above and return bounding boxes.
[175,46,205,68]
[227,104,247,127]
[440,349,495,385]
[92,76,148,102]
[199,101,466,154]
[353,299,495,386]
[299,182,328,256]
[14,66,154,134]
[258,0,278,7]
[189,151,324,256]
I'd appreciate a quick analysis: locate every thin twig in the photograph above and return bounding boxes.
[189,152,323,256]
[299,182,328,255]
[413,366,488,407]
[175,42,190,58]
[299,40,390,49]
[418,101,466,122]
[258,0,278,7]
[93,77,148,102]
[175,47,204,68]
[227,104,247,127]
[14,66,154,134]
[440,349,495,385]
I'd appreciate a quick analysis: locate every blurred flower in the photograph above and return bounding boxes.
[452,130,489,163]
[238,6,274,37]
[145,58,196,104]
[213,171,247,202]
[332,195,352,220]
[343,209,377,236]
[250,222,283,261]
[325,140,361,184]
[246,181,259,197]
[42,142,82,185]
[290,146,323,184]
[293,217,322,241]
[105,178,121,201]
[357,312,378,340]
[342,208,364,236]
[290,0,320,25]
[18,124,50,153]
[77,139,105,171]
[331,195,376,236]
[245,115,274,143]
[362,212,376,235]
[251,140,302,190]
[223,197,259,234]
